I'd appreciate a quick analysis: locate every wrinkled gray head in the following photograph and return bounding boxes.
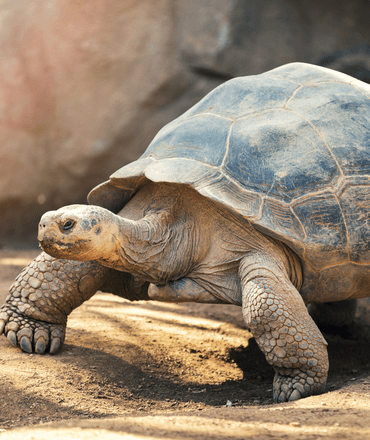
[38,205,115,260]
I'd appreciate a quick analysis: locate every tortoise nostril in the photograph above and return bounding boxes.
[39,220,50,230]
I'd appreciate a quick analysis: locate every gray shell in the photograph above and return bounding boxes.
[89,63,370,303]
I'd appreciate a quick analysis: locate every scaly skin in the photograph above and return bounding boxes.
[240,254,329,403]
[0,252,110,353]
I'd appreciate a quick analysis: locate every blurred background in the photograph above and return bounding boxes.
[1,0,370,246]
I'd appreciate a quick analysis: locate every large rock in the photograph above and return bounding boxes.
[177,0,370,77]
[1,0,370,244]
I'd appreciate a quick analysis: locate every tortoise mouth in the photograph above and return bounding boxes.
[39,239,61,258]
[39,238,91,258]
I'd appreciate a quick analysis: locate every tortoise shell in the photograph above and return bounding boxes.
[89,62,370,303]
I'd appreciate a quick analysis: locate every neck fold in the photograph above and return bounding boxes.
[99,211,175,282]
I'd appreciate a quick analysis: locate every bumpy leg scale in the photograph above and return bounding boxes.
[0,252,109,353]
[242,273,329,402]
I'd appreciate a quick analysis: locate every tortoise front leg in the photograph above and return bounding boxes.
[0,253,151,354]
[0,252,151,354]
[0,252,110,354]
[239,253,329,402]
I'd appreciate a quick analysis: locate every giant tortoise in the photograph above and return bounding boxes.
[1,62,370,403]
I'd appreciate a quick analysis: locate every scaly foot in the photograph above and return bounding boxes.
[240,250,329,402]
[0,252,109,354]
[0,304,65,353]
[273,368,326,402]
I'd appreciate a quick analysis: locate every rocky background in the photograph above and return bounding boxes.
[1,0,370,245]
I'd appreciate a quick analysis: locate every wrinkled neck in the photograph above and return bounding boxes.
[98,211,178,281]
[118,211,172,267]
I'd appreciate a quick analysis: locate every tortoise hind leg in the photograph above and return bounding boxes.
[239,252,329,402]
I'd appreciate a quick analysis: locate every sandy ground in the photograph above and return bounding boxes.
[0,248,370,439]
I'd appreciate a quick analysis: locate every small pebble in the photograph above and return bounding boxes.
[226,400,232,407]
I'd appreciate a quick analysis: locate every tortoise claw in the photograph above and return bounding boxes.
[50,338,61,354]
[35,338,46,354]
[7,330,17,347]
[34,329,49,354]
[289,389,302,401]
[276,389,302,402]
[50,328,64,353]
[273,372,325,403]
[0,304,65,354]
[20,336,33,353]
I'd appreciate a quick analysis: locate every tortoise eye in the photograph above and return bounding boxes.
[61,220,75,231]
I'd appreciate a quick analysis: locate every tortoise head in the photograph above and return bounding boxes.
[38,205,115,260]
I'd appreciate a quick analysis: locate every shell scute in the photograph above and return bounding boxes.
[196,176,263,220]
[180,75,298,120]
[256,199,305,251]
[266,62,354,85]
[144,115,231,167]
[339,186,370,264]
[224,109,339,202]
[145,159,219,187]
[287,82,370,176]
[316,262,370,302]
[292,192,348,269]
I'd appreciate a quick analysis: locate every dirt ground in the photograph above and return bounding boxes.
[0,249,370,439]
